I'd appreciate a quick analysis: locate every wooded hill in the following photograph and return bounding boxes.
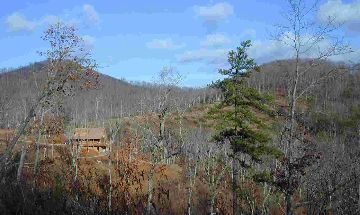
[1,59,359,128]
[1,58,360,215]
[0,62,216,128]
[249,59,360,115]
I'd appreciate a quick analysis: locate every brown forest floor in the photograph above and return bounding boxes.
[0,100,309,214]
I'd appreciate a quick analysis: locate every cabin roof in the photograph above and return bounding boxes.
[72,128,106,140]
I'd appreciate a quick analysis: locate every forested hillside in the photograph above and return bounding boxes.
[1,1,360,214]
[250,60,360,114]
[2,59,358,129]
[0,62,217,128]
[1,56,360,215]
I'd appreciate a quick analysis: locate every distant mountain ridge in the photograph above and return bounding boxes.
[0,62,212,128]
[1,59,359,128]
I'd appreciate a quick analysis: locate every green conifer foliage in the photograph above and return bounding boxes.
[209,40,281,162]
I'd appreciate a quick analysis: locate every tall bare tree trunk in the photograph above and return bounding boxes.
[1,93,44,167]
[146,164,155,215]
[108,136,113,213]
[159,112,167,163]
[232,158,240,215]
[51,138,54,159]
[208,165,216,215]
[187,162,197,215]
[208,192,216,215]
[284,43,300,215]
[17,142,27,182]
[71,139,81,201]
[33,112,45,189]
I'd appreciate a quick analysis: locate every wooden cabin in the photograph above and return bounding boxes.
[71,128,107,153]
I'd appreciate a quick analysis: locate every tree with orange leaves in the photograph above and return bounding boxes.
[1,22,99,175]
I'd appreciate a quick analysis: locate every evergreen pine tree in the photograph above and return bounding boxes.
[209,40,280,161]
[209,40,281,214]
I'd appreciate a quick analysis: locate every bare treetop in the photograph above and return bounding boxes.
[274,0,352,62]
[39,22,99,95]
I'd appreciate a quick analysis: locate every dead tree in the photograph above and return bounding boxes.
[106,120,121,213]
[136,120,179,215]
[152,67,182,163]
[202,141,231,215]
[32,109,47,189]
[0,22,98,172]
[66,128,81,201]
[272,1,353,214]
[16,141,27,182]
[183,129,210,215]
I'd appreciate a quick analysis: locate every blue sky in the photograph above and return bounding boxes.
[1,0,360,86]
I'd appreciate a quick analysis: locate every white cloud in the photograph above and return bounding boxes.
[249,40,291,63]
[319,0,360,23]
[83,4,100,24]
[179,30,357,67]
[249,32,325,63]
[5,5,99,32]
[82,35,96,49]
[5,13,66,32]
[178,33,290,65]
[5,12,37,32]
[201,33,231,47]
[146,38,185,50]
[177,48,230,64]
[248,31,357,63]
[194,2,234,23]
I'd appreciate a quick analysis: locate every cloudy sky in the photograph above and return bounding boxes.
[1,0,360,86]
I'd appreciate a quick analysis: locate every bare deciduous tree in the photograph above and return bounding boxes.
[0,22,98,172]
[202,141,231,215]
[272,1,353,214]
[152,67,182,163]
[106,120,122,213]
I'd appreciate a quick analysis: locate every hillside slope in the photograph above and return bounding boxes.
[0,62,213,128]
[1,59,359,128]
